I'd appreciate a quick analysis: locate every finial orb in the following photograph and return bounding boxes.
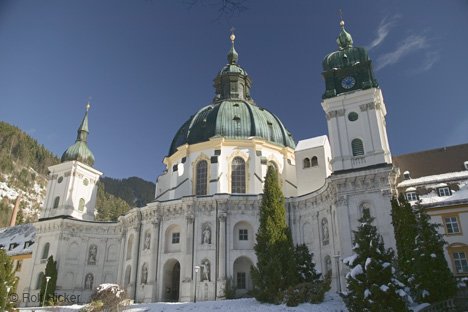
[340,20,345,27]
[230,33,236,43]
[86,102,91,111]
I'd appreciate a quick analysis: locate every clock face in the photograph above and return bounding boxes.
[341,76,356,89]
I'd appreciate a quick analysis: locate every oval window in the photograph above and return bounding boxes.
[58,176,63,183]
[348,112,358,122]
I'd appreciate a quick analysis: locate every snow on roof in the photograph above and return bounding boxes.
[295,135,328,151]
[0,223,35,256]
[398,170,468,188]
[419,183,468,207]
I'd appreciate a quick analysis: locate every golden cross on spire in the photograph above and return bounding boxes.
[86,96,92,111]
[339,9,345,27]
[230,27,236,44]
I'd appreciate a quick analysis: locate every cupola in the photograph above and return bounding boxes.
[61,103,95,166]
[322,20,379,99]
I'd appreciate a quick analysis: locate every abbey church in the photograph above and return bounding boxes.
[6,20,468,307]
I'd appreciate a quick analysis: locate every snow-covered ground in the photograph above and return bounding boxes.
[17,292,348,312]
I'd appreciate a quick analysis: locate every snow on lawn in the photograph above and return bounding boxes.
[125,292,347,312]
[18,293,347,312]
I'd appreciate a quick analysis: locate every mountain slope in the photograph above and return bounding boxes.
[0,121,152,225]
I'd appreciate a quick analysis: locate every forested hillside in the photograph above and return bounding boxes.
[0,121,152,225]
[100,176,155,207]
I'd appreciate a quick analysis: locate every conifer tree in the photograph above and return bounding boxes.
[40,255,58,306]
[251,166,297,303]
[0,249,17,311]
[391,194,418,278]
[411,204,457,303]
[342,211,408,312]
[294,244,320,283]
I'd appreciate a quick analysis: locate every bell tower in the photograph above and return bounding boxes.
[41,103,102,221]
[321,20,391,172]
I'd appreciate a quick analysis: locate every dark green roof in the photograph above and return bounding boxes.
[169,100,295,156]
[321,20,379,98]
[168,36,295,156]
[61,107,95,166]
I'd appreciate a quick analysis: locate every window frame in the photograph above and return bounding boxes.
[438,187,451,197]
[406,192,418,201]
[303,158,311,168]
[443,215,462,235]
[172,232,180,244]
[53,196,60,209]
[231,157,246,194]
[351,138,364,157]
[236,272,246,289]
[239,229,248,241]
[311,156,318,167]
[453,251,468,274]
[195,160,208,196]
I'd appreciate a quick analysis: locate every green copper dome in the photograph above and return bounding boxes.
[169,101,295,156]
[168,35,295,156]
[61,105,95,166]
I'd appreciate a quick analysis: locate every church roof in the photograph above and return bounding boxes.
[61,103,95,166]
[296,135,328,151]
[168,33,295,156]
[0,224,35,256]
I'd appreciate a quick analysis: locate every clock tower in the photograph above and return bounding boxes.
[321,20,391,172]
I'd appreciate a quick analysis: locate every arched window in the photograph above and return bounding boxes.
[126,235,134,260]
[195,160,208,196]
[311,156,318,167]
[36,272,45,289]
[78,198,85,212]
[42,242,50,260]
[124,265,131,287]
[303,158,310,168]
[231,157,246,193]
[351,139,364,156]
[53,196,60,209]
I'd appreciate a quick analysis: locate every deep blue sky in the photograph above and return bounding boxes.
[1,1,467,182]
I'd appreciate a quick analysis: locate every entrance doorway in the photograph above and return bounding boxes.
[163,259,180,302]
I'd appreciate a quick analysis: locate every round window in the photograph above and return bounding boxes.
[348,112,358,122]
[58,176,63,183]
[83,178,89,186]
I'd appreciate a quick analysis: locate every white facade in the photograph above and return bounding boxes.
[321,88,392,172]
[20,31,403,306]
[42,161,102,221]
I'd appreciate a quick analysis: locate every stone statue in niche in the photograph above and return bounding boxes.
[143,231,151,250]
[88,244,97,265]
[85,273,94,290]
[321,218,329,245]
[201,259,210,281]
[141,263,148,284]
[325,256,332,273]
[202,225,211,245]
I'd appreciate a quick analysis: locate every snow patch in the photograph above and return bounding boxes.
[350,264,363,279]
[343,254,358,266]
[364,289,371,298]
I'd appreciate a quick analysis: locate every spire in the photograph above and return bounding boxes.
[77,102,90,142]
[336,18,353,50]
[227,28,238,64]
[61,101,95,166]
